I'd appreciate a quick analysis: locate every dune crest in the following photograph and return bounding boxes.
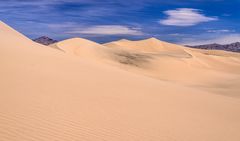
[1,22,240,141]
[54,38,107,60]
[104,37,191,57]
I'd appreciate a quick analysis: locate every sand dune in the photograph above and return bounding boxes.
[104,38,192,57]
[53,38,111,63]
[1,21,240,141]
[104,38,240,96]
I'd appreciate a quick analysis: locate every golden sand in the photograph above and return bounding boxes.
[1,21,240,141]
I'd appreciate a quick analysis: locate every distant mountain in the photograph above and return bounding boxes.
[33,36,58,45]
[187,42,240,53]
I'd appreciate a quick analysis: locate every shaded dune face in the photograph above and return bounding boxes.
[1,21,240,141]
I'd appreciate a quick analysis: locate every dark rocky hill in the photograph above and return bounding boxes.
[33,36,58,45]
[187,42,240,53]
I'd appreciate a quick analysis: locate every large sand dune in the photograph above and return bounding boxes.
[105,38,240,95]
[1,21,240,141]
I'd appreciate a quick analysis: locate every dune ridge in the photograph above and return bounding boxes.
[1,21,240,141]
[104,38,240,95]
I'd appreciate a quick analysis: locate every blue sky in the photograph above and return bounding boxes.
[0,0,240,44]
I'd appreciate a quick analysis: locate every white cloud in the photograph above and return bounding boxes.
[67,25,143,35]
[168,33,185,36]
[180,34,240,45]
[159,8,218,26]
[207,29,234,33]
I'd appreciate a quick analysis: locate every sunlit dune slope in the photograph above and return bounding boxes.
[53,38,111,62]
[104,37,191,57]
[104,38,240,96]
[1,21,240,141]
[54,33,240,97]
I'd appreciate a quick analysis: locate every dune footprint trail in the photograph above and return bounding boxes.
[1,21,240,141]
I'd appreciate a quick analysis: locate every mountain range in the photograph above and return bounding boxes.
[187,42,240,52]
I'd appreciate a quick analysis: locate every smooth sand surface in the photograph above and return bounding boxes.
[104,39,240,97]
[1,21,240,141]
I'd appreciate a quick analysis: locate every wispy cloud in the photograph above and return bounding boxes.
[159,8,218,26]
[66,25,143,35]
[168,33,186,36]
[207,29,235,33]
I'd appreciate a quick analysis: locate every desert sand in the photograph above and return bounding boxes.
[1,21,240,141]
